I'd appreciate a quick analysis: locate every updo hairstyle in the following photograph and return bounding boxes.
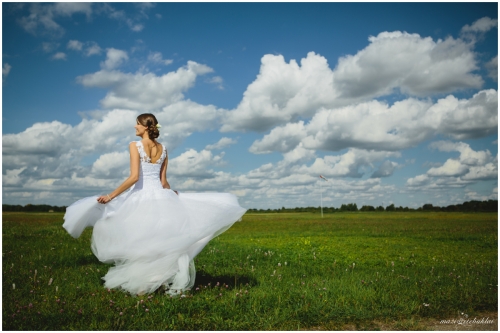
[137,113,160,141]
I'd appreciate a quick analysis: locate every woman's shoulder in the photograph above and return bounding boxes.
[129,140,166,150]
[129,141,141,147]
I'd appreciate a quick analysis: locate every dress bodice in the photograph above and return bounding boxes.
[133,141,167,191]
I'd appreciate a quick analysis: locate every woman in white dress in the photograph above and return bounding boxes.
[63,113,247,295]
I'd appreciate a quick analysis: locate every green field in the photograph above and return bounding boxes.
[2,212,498,330]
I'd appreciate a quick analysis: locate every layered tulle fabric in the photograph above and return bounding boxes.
[63,141,246,295]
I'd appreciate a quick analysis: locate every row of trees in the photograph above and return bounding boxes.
[2,200,497,213]
[246,200,498,213]
[2,204,67,212]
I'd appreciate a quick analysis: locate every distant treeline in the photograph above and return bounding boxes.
[247,200,498,213]
[2,199,497,213]
[2,204,67,212]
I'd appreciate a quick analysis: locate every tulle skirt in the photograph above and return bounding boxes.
[63,188,246,295]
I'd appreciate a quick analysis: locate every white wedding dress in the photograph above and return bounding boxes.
[62,141,246,295]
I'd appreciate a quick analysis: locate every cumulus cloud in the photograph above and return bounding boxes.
[334,32,482,98]
[249,121,307,154]
[371,160,399,178]
[77,60,214,110]
[407,141,497,189]
[222,28,484,132]
[2,104,223,204]
[100,48,128,70]
[168,149,225,179]
[205,137,237,150]
[221,52,336,132]
[485,56,497,82]
[427,159,469,177]
[297,149,400,179]
[156,100,223,149]
[429,141,493,166]
[3,16,497,209]
[255,89,497,154]
[90,151,130,179]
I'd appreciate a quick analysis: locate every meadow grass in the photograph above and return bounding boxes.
[2,211,497,330]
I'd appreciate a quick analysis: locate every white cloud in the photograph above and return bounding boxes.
[297,149,400,179]
[465,187,498,202]
[168,149,225,179]
[485,56,497,82]
[67,40,102,56]
[3,16,497,209]
[334,32,481,98]
[460,17,498,45]
[156,100,223,149]
[3,63,12,80]
[99,3,147,32]
[427,159,469,177]
[77,60,214,110]
[250,121,307,154]
[407,141,497,189]
[85,42,102,57]
[147,51,173,65]
[429,141,492,166]
[221,52,336,132]
[371,160,399,178]
[52,52,67,60]
[67,40,83,51]
[205,137,237,150]
[406,174,430,187]
[206,76,224,90]
[2,167,27,187]
[462,162,498,181]
[461,16,498,34]
[430,89,498,140]
[90,151,130,179]
[53,2,92,17]
[100,48,128,70]
[254,89,497,154]
[129,22,144,32]
[222,29,483,132]
[17,3,92,37]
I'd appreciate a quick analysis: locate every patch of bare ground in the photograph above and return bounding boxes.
[302,311,497,331]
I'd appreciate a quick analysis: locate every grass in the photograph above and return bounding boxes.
[2,211,498,330]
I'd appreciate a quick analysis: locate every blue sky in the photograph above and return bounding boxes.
[2,2,498,209]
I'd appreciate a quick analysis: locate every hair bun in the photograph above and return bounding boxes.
[137,113,160,140]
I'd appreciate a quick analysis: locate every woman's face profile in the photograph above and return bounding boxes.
[135,120,147,137]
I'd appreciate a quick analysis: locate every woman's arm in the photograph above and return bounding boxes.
[160,153,170,189]
[160,152,177,194]
[97,142,140,204]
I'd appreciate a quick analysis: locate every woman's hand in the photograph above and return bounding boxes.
[97,194,112,204]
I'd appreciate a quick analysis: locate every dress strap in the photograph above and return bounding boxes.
[135,141,151,163]
[161,144,167,160]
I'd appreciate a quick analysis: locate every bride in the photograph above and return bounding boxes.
[62,113,247,295]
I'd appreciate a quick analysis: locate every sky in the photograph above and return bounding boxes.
[1,2,498,209]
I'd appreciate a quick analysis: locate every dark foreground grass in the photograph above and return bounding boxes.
[2,212,497,330]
